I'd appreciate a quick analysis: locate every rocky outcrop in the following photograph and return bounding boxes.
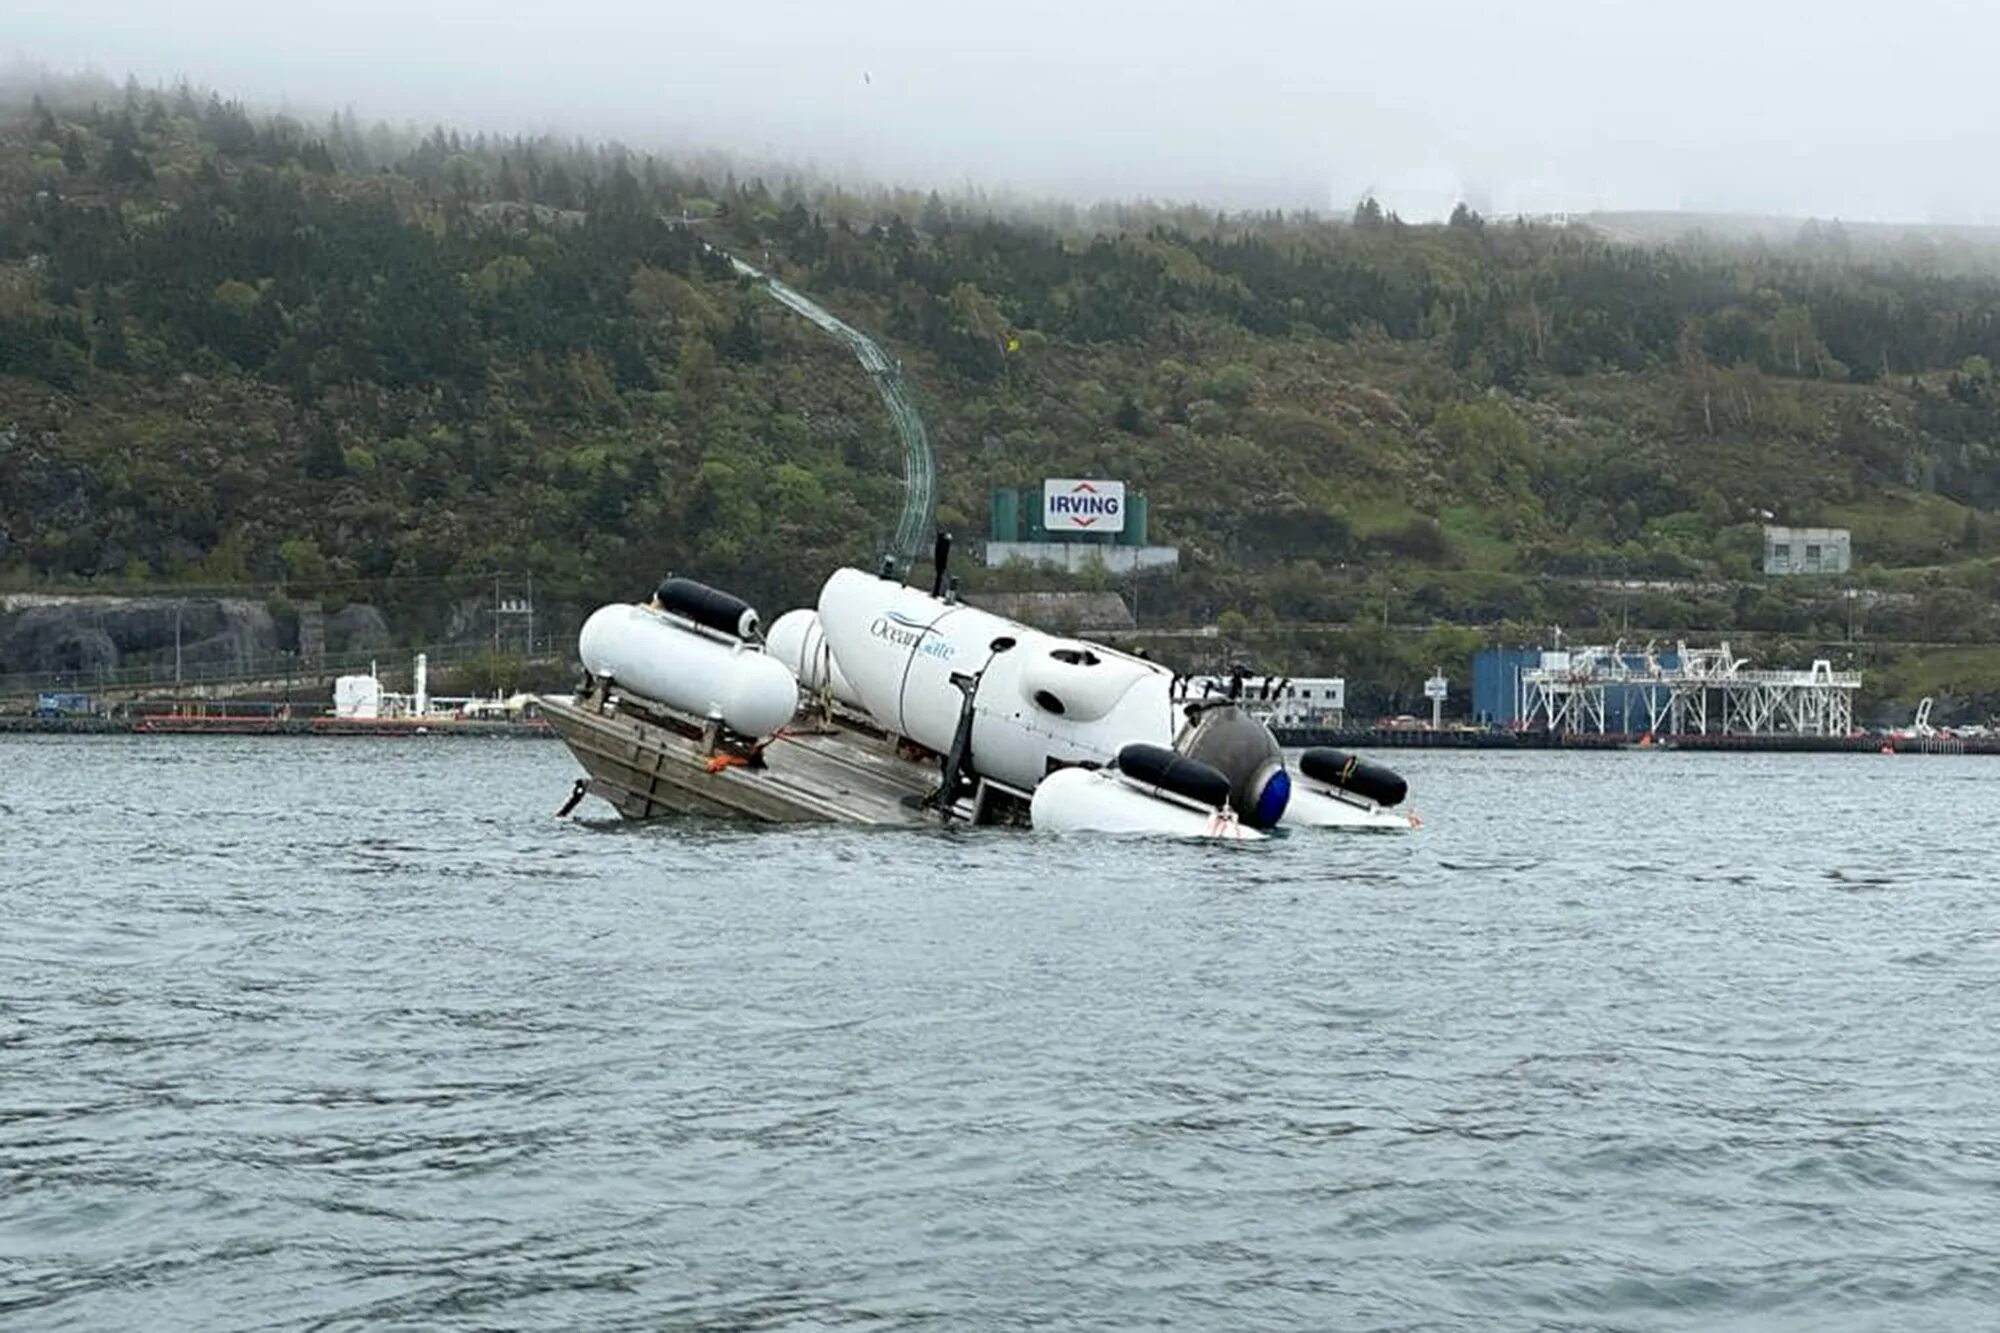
[0,596,281,678]
[325,604,391,654]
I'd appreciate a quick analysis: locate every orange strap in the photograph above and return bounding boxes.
[704,726,790,774]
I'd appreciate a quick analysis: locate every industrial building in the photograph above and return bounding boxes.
[1473,646,1683,731]
[985,481,1181,573]
[1179,675,1346,729]
[1473,641,1861,737]
[1763,525,1851,576]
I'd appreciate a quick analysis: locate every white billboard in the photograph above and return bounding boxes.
[1043,478,1126,533]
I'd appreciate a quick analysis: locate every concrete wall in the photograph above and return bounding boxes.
[984,541,1180,574]
[964,591,1135,631]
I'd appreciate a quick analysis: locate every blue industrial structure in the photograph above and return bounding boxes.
[1471,649,1540,726]
[1473,647,1684,731]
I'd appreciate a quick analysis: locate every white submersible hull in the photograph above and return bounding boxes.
[550,568,1420,838]
[1029,749,1264,840]
[1281,748,1419,831]
[1281,785,1420,831]
[814,566,1178,793]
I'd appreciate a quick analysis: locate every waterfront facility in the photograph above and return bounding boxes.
[1474,641,1860,737]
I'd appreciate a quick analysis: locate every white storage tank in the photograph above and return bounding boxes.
[578,602,799,738]
[765,608,865,712]
[333,675,382,720]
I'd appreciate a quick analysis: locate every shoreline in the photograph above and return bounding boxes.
[1,714,1988,754]
[0,715,558,739]
[1272,727,1995,755]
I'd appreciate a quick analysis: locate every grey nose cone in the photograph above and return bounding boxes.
[1180,704,1291,829]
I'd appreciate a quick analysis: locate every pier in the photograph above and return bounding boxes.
[1516,642,1859,738]
[0,714,553,738]
[1269,725,1999,754]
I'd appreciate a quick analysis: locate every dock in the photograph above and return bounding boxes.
[1272,726,2000,754]
[0,713,553,739]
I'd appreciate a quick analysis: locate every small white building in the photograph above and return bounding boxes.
[1763,526,1851,576]
[1180,675,1345,728]
[332,674,382,719]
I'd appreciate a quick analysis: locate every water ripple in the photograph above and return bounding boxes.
[2,738,1997,1329]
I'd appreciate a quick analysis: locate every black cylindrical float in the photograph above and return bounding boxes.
[1116,743,1232,810]
[654,576,760,640]
[1298,748,1408,807]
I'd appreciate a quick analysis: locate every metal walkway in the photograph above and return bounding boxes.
[719,252,937,573]
[1518,640,1860,737]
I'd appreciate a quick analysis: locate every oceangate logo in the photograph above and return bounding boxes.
[870,610,955,661]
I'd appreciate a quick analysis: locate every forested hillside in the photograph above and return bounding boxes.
[2,77,1998,714]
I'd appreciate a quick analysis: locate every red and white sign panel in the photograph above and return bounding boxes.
[1043,479,1126,533]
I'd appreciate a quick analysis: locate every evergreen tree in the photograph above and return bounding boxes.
[719,303,765,363]
[101,119,153,183]
[303,429,347,480]
[920,190,949,235]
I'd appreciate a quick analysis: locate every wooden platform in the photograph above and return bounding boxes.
[537,691,944,824]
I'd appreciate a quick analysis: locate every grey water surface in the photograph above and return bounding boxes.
[3,736,1998,1330]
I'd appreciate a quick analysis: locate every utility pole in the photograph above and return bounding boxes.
[493,578,536,660]
[174,602,183,688]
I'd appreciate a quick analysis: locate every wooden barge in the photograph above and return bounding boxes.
[536,684,971,825]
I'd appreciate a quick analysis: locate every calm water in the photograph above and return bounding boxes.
[3,737,1998,1331]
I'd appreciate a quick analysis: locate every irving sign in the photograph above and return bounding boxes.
[1043,479,1126,533]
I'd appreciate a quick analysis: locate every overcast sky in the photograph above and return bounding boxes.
[9,0,1994,222]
